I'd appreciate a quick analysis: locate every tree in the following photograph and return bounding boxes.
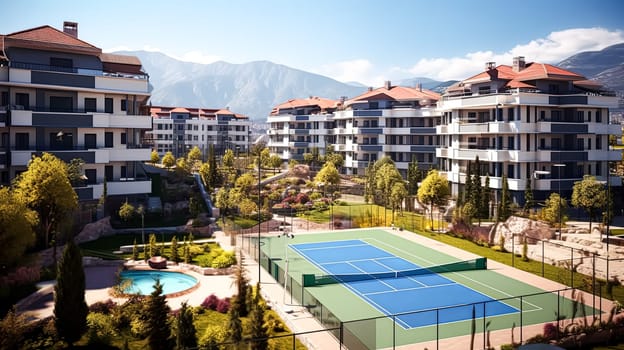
[54,240,88,345]
[540,193,567,226]
[0,187,37,267]
[523,177,534,214]
[170,236,179,263]
[571,175,607,231]
[325,152,344,168]
[376,162,404,218]
[268,154,282,174]
[417,169,450,230]
[150,150,160,165]
[248,283,268,350]
[406,158,421,196]
[161,151,175,169]
[206,144,221,191]
[390,181,408,219]
[67,158,85,187]
[145,279,172,350]
[225,308,243,347]
[118,199,135,222]
[259,148,270,169]
[232,254,249,317]
[222,148,235,168]
[481,174,491,221]
[13,153,78,251]
[303,152,314,166]
[215,187,231,224]
[314,162,340,196]
[187,145,202,168]
[175,302,197,350]
[497,173,512,221]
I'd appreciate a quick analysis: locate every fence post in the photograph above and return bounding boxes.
[339,322,344,348]
[512,233,515,266]
[592,253,596,320]
[557,290,560,341]
[520,295,523,343]
[483,302,487,350]
[392,315,396,350]
[436,308,440,350]
[542,239,545,277]
[570,248,574,287]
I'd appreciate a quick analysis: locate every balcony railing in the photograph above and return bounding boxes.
[10,61,148,80]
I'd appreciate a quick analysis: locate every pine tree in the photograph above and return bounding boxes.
[232,253,249,317]
[145,279,171,350]
[225,307,243,347]
[464,161,473,205]
[498,173,512,221]
[524,177,534,214]
[170,236,179,263]
[482,175,491,220]
[248,283,268,350]
[54,240,88,345]
[175,302,197,350]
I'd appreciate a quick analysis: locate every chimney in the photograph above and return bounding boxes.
[368,87,373,92]
[485,62,496,70]
[385,80,391,89]
[417,83,422,92]
[513,56,526,72]
[63,21,78,38]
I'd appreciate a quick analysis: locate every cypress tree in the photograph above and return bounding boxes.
[482,175,491,220]
[464,161,473,205]
[232,253,249,317]
[145,279,171,350]
[498,173,512,221]
[132,238,139,261]
[175,302,197,350]
[170,236,179,263]
[54,240,88,345]
[524,177,534,214]
[225,308,243,347]
[248,283,268,350]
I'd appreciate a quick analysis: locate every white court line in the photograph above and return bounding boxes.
[363,282,457,296]
[365,237,545,313]
[343,260,397,291]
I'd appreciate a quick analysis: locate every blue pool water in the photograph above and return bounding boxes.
[120,270,198,295]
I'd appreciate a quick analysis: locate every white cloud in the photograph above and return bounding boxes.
[408,27,624,81]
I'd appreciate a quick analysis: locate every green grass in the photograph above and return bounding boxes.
[413,229,624,302]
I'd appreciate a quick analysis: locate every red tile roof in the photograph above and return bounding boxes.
[505,79,536,89]
[345,85,440,106]
[461,61,586,88]
[271,96,338,115]
[3,25,101,55]
[100,53,141,66]
[149,106,248,120]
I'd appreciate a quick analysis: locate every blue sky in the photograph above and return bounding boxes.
[3,0,623,86]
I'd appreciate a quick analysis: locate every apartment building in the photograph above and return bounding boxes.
[436,57,621,204]
[0,22,152,201]
[267,83,440,176]
[267,97,338,161]
[333,82,441,175]
[149,106,251,159]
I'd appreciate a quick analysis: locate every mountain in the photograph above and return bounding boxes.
[115,51,366,122]
[558,43,624,95]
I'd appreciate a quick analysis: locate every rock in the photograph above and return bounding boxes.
[74,217,114,244]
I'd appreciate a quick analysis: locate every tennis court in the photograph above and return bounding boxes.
[291,239,518,329]
[252,229,600,348]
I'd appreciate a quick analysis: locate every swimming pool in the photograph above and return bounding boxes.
[119,270,198,296]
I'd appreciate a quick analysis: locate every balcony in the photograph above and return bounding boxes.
[11,146,151,166]
[77,179,152,200]
[10,109,151,128]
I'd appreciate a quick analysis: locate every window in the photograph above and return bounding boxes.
[84,134,96,149]
[84,98,96,112]
[587,111,592,122]
[50,96,73,112]
[507,136,514,150]
[15,133,29,150]
[84,169,97,185]
[105,98,113,113]
[596,135,602,150]
[540,111,546,121]
[120,166,127,179]
[105,166,113,181]
[121,133,126,145]
[16,93,29,109]
[121,99,127,111]
[596,110,602,122]
[0,91,8,107]
[157,124,163,130]
[105,132,113,147]
[50,57,73,69]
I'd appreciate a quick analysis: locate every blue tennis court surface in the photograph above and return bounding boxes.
[291,239,518,329]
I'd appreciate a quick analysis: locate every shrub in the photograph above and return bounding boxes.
[0,307,31,350]
[196,255,213,267]
[188,245,205,257]
[543,322,558,340]
[199,325,227,349]
[201,294,220,311]
[130,317,149,338]
[211,251,236,269]
[216,298,231,313]
[264,313,285,333]
[110,296,144,330]
[86,313,116,346]
[89,299,117,315]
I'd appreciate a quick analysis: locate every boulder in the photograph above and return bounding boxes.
[74,217,114,244]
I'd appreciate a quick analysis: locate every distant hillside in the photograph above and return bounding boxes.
[558,43,624,95]
[115,51,365,122]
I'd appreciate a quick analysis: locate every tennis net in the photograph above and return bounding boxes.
[302,257,486,287]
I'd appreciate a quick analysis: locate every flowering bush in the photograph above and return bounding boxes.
[543,322,558,340]
[201,294,219,310]
[216,298,231,313]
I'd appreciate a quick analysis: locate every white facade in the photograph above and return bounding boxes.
[436,58,621,204]
[149,107,251,159]
[0,23,152,201]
